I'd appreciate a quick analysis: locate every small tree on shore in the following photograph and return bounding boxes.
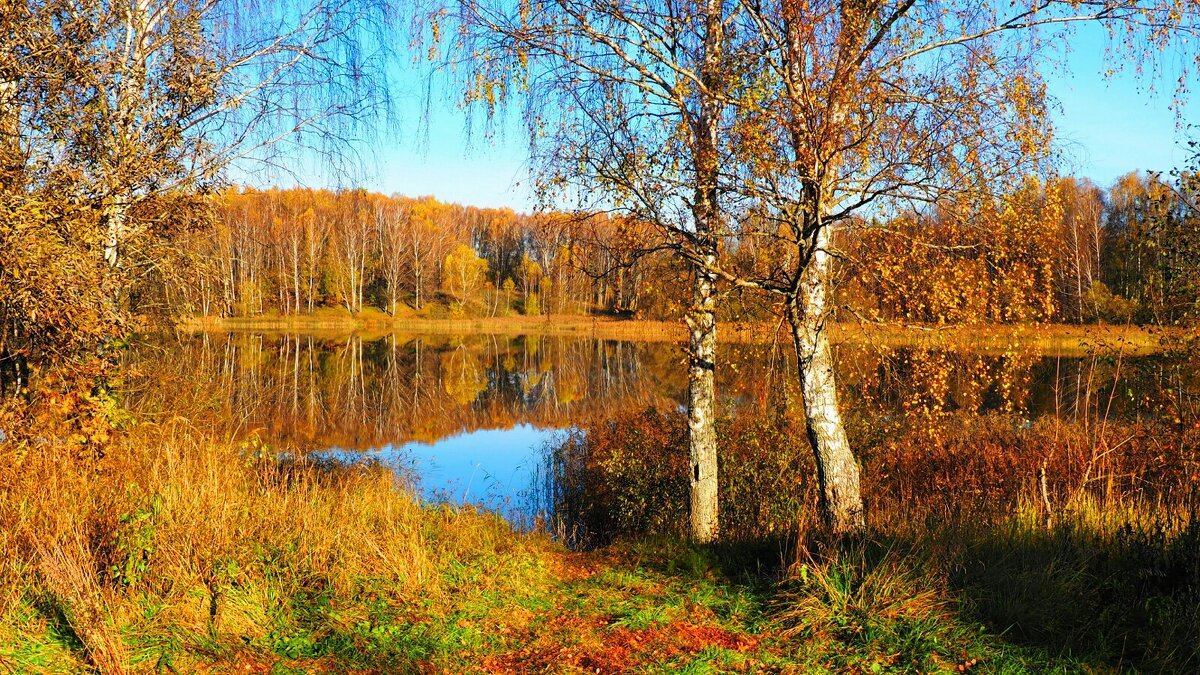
[443,244,490,308]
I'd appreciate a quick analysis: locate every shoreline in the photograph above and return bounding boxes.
[175,313,1182,355]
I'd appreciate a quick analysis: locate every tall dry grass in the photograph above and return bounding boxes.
[35,529,129,675]
[0,419,540,672]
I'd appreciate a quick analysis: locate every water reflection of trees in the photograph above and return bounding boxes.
[548,344,1199,545]
[128,333,1198,452]
[833,344,1199,426]
[129,333,681,450]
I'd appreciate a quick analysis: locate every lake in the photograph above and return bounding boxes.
[129,330,1199,530]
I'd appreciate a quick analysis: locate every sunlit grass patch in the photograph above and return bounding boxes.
[1,394,1196,672]
[0,421,562,672]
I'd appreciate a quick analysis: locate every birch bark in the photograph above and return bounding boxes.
[684,0,726,544]
[687,260,719,542]
[788,225,864,534]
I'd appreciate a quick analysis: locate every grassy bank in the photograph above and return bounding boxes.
[1,410,1196,672]
[547,407,1200,672]
[179,308,1179,355]
[180,307,688,343]
[0,422,893,673]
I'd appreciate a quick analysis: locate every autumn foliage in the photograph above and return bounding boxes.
[161,187,678,321]
[142,172,1200,329]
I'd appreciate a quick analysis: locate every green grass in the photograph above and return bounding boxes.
[3,511,1191,673]
[1,413,1196,672]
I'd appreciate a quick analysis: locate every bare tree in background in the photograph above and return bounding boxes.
[377,199,413,316]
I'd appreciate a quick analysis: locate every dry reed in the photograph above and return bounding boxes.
[0,418,543,671]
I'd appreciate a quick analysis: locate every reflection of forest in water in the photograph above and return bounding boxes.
[129,333,681,450]
[129,332,1199,451]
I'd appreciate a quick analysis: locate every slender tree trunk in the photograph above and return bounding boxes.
[103,196,129,268]
[490,271,500,317]
[414,258,423,310]
[224,256,234,315]
[683,0,725,544]
[201,277,211,316]
[293,240,301,315]
[255,264,264,314]
[307,257,316,313]
[0,78,21,191]
[788,227,864,535]
[357,250,366,313]
[687,261,719,543]
[1075,246,1084,322]
[630,269,642,313]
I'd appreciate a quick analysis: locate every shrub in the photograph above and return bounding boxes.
[1082,281,1138,324]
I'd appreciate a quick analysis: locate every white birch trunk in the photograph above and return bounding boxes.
[0,78,19,189]
[292,239,301,315]
[789,227,864,534]
[687,261,719,543]
[415,264,423,310]
[103,197,129,268]
[682,0,725,545]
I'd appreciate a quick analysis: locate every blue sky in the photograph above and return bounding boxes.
[1047,24,1196,186]
[328,24,1197,212]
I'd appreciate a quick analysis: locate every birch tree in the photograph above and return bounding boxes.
[7,0,395,270]
[1054,177,1106,322]
[443,243,489,306]
[708,1,1200,532]
[333,196,375,314]
[434,0,1200,537]
[377,200,413,316]
[435,0,739,542]
[3,0,397,398]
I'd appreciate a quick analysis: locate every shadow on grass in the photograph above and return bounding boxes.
[943,512,1200,672]
[29,593,88,658]
[597,509,1200,673]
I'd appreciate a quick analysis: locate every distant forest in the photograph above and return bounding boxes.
[162,171,1199,325]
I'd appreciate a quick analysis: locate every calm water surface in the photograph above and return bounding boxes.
[131,331,1198,524]
[320,424,566,524]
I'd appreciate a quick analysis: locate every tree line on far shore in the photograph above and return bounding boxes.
[165,171,1199,327]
